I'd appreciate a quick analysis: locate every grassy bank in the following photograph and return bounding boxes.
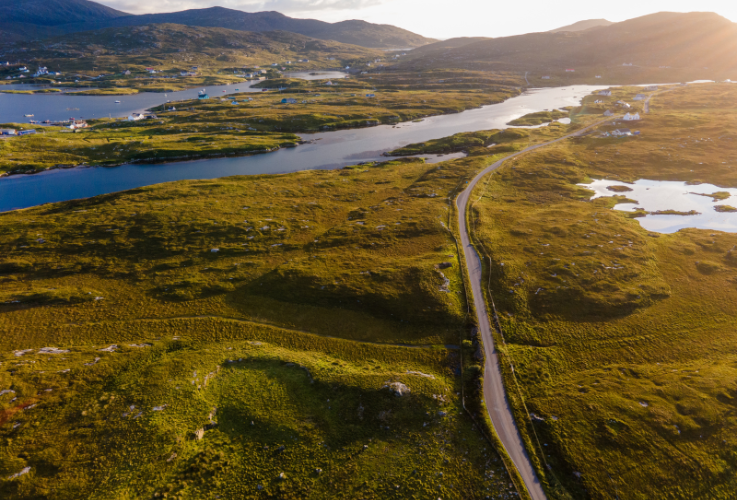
[469,83,737,498]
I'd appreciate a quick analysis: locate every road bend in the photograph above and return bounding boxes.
[456,118,613,500]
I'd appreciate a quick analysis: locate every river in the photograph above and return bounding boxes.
[0,84,604,212]
[0,71,348,124]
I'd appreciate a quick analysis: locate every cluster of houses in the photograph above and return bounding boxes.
[3,65,61,79]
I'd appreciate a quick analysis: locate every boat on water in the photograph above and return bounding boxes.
[114,100,121,103]
[24,114,34,117]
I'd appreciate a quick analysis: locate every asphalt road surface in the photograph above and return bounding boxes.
[456,118,613,500]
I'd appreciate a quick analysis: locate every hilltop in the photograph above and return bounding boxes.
[397,12,737,83]
[548,18,613,32]
[0,0,434,49]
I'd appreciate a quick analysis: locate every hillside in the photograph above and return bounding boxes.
[398,12,737,82]
[549,18,613,32]
[0,23,381,81]
[0,0,434,49]
[0,0,128,26]
[407,36,492,57]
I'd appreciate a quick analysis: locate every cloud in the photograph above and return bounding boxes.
[101,0,388,15]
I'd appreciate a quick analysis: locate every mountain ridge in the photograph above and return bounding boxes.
[549,18,613,33]
[0,0,434,49]
[398,12,737,78]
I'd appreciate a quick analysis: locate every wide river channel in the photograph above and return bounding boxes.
[0,82,605,212]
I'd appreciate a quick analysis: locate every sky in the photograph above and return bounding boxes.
[97,0,737,39]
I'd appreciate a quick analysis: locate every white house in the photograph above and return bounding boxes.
[123,70,131,76]
[33,66,48,77]
[604,110,614,117]
[616,100,631,108]
[68,121,88,130]
[633,94,647,101]
[623,112,641,121]
[598,90,612,96]
[325,80,334,86]
[128,113,145,121]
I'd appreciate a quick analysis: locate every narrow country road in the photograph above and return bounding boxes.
[456,117,613,500]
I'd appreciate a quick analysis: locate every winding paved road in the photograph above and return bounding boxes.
[456,118,614,500]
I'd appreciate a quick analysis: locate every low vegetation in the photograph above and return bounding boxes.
[0,153,544,498]
[0,337,515,499]
[469,83,737,499]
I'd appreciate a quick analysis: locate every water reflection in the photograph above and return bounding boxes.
[579,178,737,233]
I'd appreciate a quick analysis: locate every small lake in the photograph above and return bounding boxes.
[580,178,737,233]
[0,71,346,124]
[0,85,604,211]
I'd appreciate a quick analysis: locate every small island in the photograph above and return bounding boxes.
[607,185,634,192]
[652,209,701,216]
[714,205,737,212]
[692,191,732,201]
[507,109,569,126]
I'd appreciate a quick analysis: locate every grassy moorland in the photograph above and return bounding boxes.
[0,152,548,498]
[0,81,518,175]
[0,335,516,499]
[0,157,480,347]
[469,83,737,499]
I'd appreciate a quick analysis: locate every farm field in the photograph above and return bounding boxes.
[469,83,737,499]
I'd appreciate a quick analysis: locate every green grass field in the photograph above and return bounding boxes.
[469,83,737,499]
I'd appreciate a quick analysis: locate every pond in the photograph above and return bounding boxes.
[0,85,605,212]
[579,178,737,233]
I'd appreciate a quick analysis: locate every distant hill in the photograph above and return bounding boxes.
[0,0,128,26]
[408,37,492,57]
[0,0,435,49]
[398,12,737,78]
[0,23,381,76]
[549,19,613,32]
